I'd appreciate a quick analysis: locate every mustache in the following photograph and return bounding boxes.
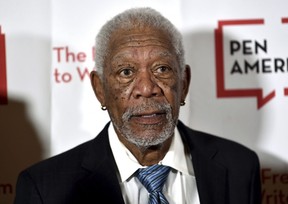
[122,101,172,121]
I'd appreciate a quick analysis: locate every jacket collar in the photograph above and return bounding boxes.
[78,122,125,203]
[177,120,228,204]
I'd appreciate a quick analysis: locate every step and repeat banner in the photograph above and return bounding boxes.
[1,0,287,203]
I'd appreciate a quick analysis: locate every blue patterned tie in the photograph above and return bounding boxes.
[137,164,171,204]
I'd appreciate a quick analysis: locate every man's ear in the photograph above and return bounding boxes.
[181,64,191,101]
[90,70,105,106]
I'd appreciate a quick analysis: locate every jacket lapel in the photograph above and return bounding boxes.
[178,121,228,204]
[75,123,125,204]
[191,146,228,204]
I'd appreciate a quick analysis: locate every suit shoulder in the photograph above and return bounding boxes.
[177,121,259,162]
[195,129,256,156]
[22,139,93,178]
[23,123,111,177]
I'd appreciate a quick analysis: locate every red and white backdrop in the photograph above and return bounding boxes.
[0,0,287,203]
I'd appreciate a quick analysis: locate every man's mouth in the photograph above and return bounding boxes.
[131,112,166,125]
[141,113,158,118]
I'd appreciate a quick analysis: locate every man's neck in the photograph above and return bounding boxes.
[118,135,173,166]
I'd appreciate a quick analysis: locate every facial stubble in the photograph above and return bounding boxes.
[112,101,177,149]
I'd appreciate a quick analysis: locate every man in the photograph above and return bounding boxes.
[14,7,261,204]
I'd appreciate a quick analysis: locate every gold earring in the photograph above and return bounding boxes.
[180,101,186,106]
[101,105,107,110]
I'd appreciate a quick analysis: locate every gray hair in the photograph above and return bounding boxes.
[95,7,185,77]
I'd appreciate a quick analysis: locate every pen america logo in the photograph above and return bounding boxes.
[214,18,288,109]
[0,26,8,105]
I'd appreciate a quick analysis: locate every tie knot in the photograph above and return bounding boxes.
[137,164,171,193]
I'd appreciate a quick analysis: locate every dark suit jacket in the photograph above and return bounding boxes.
[14,121,261,204]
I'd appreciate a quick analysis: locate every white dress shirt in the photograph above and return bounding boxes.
[108,124,200,204]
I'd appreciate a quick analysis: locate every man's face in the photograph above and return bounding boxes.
[93,27,190,148]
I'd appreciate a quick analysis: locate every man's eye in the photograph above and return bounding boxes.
[119,68,133,77]
[157,66,169,73]
[153,65,174,79]
[155,66,173,74]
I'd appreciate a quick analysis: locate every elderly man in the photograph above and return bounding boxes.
[14,7,261,204]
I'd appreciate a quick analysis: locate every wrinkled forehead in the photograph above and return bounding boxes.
[107,27,175,58]
[112,49,173,59]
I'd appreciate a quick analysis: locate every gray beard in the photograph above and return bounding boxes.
[112,101,176,148]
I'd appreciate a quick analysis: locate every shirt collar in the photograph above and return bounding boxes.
[108,123,194,182]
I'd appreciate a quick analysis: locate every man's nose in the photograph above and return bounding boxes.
[132,71,162,99]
